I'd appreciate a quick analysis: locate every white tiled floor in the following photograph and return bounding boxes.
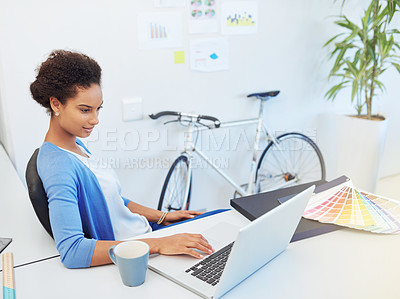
[376,174,400,201]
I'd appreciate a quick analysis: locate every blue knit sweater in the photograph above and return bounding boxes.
[37,140,130,268]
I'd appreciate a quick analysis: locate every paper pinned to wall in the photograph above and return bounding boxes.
[221,0,258,35]
[138,12,183,49]
[189,0,218,34]
[190,37,229,72]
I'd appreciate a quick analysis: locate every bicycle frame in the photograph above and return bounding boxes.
[179,99,297,197]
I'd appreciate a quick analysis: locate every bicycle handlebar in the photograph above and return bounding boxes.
[149,111,180,119]
[149,111,221,128]
[197,114,220,127]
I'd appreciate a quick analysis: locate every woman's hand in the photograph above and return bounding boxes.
[149,233,214,259]
[163,210,203,225]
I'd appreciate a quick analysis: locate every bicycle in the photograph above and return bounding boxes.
[149,90,326,212]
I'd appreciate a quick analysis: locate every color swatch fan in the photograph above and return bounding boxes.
[303,181,400,234]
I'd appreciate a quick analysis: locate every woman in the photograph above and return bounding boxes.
[30,50,217,269]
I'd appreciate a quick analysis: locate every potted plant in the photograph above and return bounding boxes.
[324,0,400,192]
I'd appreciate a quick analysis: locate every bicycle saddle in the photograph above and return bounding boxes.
[247,90,280,99]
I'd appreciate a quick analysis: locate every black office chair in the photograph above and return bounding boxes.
[25,148,54,238]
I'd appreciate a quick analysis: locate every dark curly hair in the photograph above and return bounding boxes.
[30,50,102,114]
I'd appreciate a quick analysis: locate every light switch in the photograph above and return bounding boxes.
[122,97,143,121]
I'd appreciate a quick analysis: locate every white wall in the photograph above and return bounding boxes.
[0,57,13,158]
[0,0,399,210]
[0,86,5,147]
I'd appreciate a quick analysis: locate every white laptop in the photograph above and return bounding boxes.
[148,186,315,299]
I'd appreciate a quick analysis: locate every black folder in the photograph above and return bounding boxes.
[230,176,349,242]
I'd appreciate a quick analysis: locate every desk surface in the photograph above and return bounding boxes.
[12,210,247,299]
[0,145,58,269]
[2,144,400,298]
[9,209,400,299]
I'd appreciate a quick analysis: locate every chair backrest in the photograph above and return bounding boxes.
[25,148,53,238]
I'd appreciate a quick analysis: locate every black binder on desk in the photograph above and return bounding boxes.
[230,176,349,242]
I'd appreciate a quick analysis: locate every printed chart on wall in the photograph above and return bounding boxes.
[303,180,400,234]
[137,12,183,49]
[221,0,258,35]
[189,0,218,34]
[190,37,229,72]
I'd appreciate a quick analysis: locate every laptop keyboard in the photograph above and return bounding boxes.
[185,242,234,286]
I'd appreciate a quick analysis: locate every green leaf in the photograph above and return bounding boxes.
[375,8,387,25]
[344,28,361,44]
[335,17,359,32]
[325,81,350,101]
[385,0,398,22]
[345,60,360,78]
[374,79,386,92]
[393,62,400,74]
[362,3,373,28]
[351,79,359,102]
[356,105,363,116]
[331,47,349,75]
[353,49,361,64]
[324,33,345,47]
[367,43,376,63]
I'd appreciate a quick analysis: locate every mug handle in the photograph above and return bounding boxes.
[108,245,117,265]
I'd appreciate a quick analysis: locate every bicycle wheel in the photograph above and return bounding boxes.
[256,132,326,192]
[158,155,192,212]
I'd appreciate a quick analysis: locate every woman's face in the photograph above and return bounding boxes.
[55,84,103,138]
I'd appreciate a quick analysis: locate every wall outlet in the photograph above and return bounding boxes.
[122,97,143,121]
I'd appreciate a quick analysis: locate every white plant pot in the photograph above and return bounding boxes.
[334,114,388,192]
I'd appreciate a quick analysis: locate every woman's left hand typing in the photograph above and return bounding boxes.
[163,210,203,225]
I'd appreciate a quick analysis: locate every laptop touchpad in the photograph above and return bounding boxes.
[201,222,240,250]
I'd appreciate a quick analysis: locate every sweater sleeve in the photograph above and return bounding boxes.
[121,196,131,207]
[38,150,97,268]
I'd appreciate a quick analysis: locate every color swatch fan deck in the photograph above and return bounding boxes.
[303,181,400,234]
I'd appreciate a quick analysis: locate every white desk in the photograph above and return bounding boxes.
[226,228,400,299]
[8,209,400,299]
[14,258,199,299]
[0,145,58,270]
[12,210,247,299]
[1,144,399,298]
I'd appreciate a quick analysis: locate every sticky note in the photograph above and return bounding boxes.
[174,51,185,64]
